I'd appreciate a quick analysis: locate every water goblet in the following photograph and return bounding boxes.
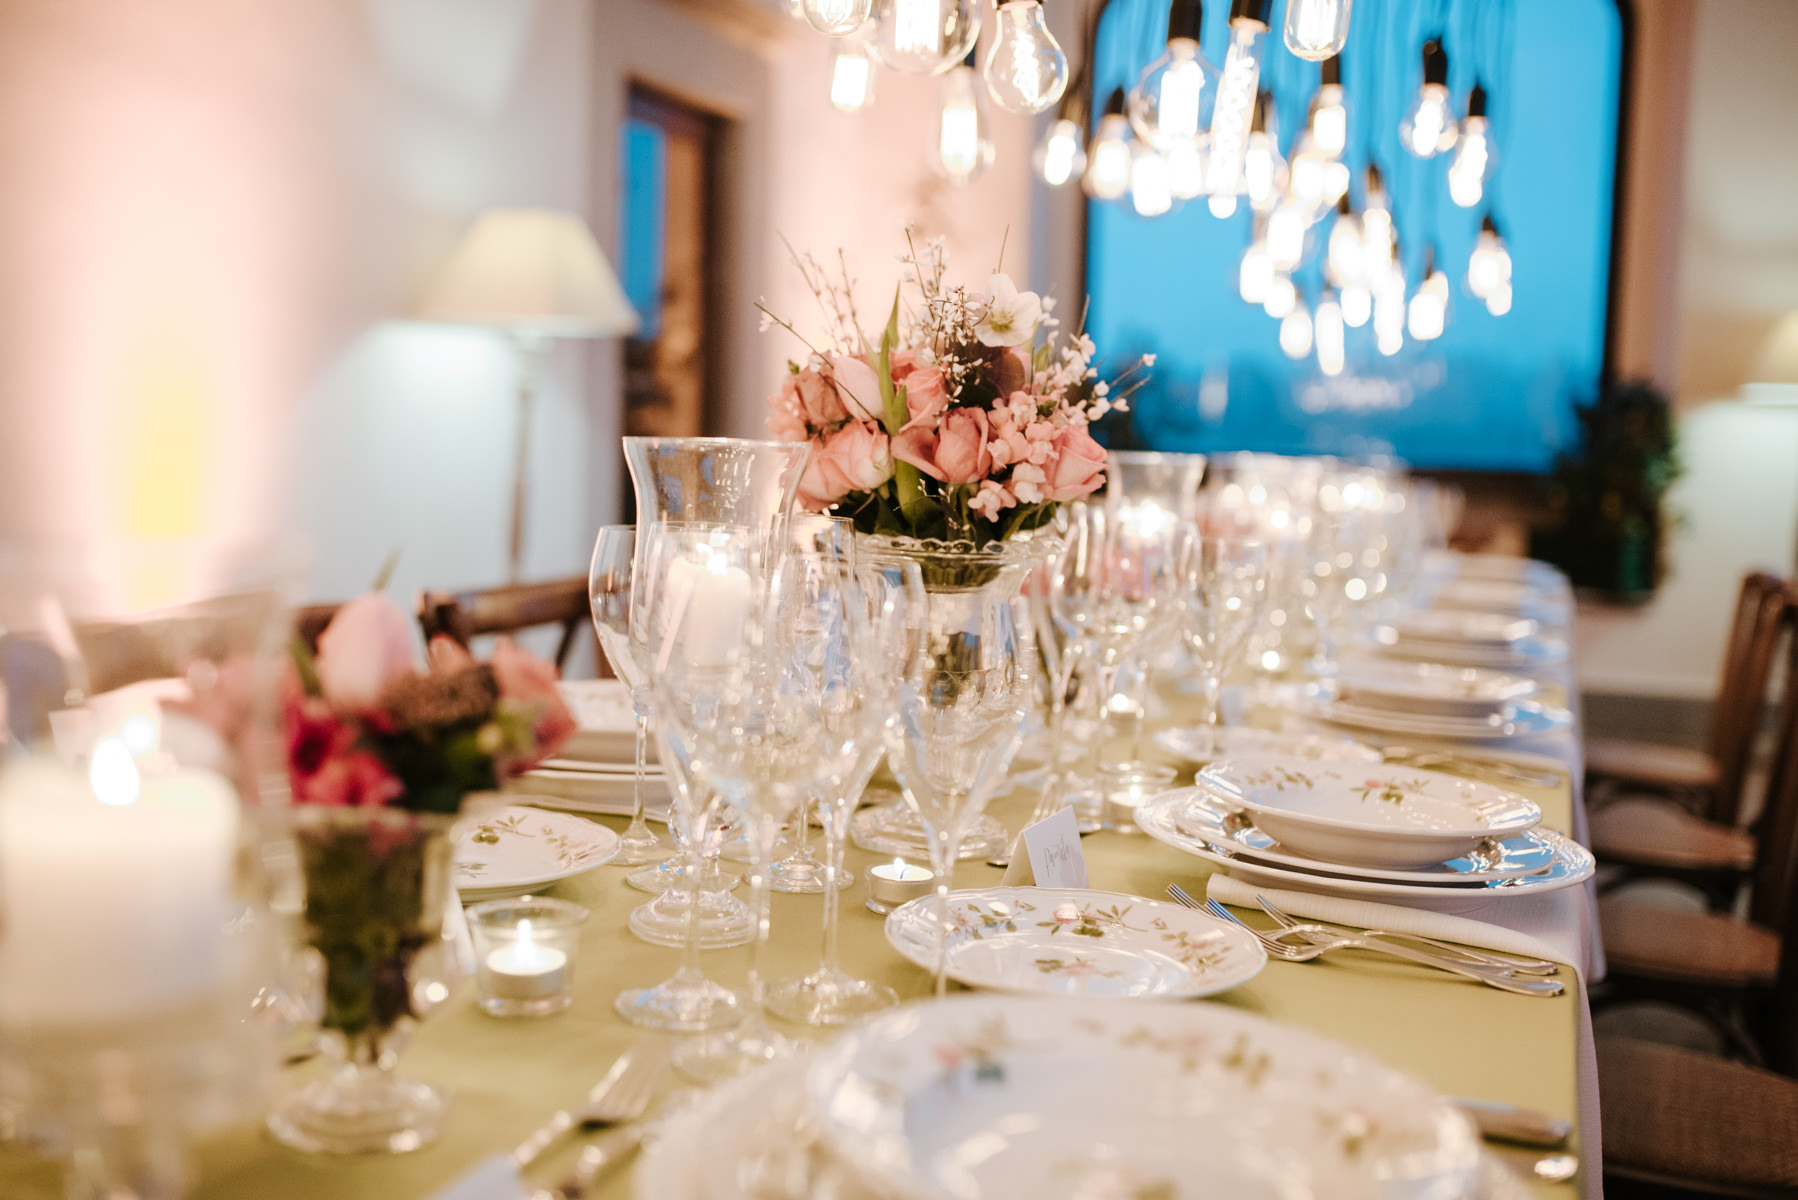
[587,525,665,866]
[1178,531,1269,757]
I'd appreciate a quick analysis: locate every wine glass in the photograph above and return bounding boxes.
[872,548,1034,998]
[1178,531,1269,758]
[587,525,664,866]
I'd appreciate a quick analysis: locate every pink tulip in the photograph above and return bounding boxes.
[315,594,417,711]
[1044,423,1108,501]
[827,354,884,423]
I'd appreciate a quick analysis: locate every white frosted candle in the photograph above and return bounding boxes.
[656,553,752,672]
[481,922,568,1003]
[0,753,241,1029]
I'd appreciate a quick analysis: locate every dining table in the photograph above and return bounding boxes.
[0,619,1600,1200]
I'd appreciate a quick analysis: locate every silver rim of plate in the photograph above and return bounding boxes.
[1294,689,1574,740]
[453,804,620,897]
[1151,725,1384,768]
[1168,788,1558,884]
[1375,635,1570,669]
[882,886,1267,999]
[1136,791,1595,901]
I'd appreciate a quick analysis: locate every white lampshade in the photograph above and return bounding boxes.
[415,208,639,338]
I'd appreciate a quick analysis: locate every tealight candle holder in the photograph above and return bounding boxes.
[865,858,934,915]
[466,897,588,1018]
[1099,763,1178,834]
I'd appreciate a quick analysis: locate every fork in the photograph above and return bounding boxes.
[1253,894,1560,977]
[1169,887,1563,996]
[511,1034,674,1171]
[1377,745,1564,789]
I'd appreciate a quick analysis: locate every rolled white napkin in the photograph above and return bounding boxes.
[1206,874,1588,975]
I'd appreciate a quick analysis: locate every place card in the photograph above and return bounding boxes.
[1000,806,1088,889]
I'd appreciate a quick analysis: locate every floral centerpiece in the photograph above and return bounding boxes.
[268,594,574,1155]
[761,234,1152,546]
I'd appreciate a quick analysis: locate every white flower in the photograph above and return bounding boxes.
[974,273,1042,348]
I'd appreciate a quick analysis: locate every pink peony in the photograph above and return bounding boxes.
[491,638,577,765]
[795,367,848,428]
[827,354,884,423]
[902,364,949,425]
[1044,424,1108,501]
[934,408,992,484]
[285,692,403,808]
[315,594,417,711]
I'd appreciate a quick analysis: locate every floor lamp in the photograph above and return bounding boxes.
[1744,309,1798,571]
[416,208,638,581]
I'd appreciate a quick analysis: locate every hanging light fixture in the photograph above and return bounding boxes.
[1399,38,1459,158]
[1083,88,1134,200]
[1167,137,1209,198]
[1267,200,1308,270]
[869,0,980,74]
[1342,282,1371,327]
[1205,0,1271,218]
[1359,164,1395,281]
[934,51,995,184]
[1310,54,1347,156]
[1373,234,1406,356]
[1466,214,1512,299]
[1034,89,1088,186]
[803,0,874,35]
[1315,289,1346,374]
[1407,246,1449,340]
[1239,222,1275,303]
[1447,82,1496,208]
[1280,291,1315,357]
[1486,282,1513,316]
[1129,0,1215,149]
[830,40,878,112]
[1325,195,1362,288]
[1130,144,1174,216]
[1264,272,1297,319]
[1242,90,1287,214]
[1283,0,1351,62]
[985,0,1069,113]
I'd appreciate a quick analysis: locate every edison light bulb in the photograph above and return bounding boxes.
[1284,0,1351,62]
[1267,201,1307,270]
[1280,299,1314,358]
[1205,1,1270,218]
[804,0,874,35]
[1084,93,1134,200]
[1341,283,1371,327]
[1242,93,1285,213]
[1467,216,1513,300]
[1289,133,1333,212]
[1310,58,1348,156]
[1239,235,1275,304]
[935,62,994,184]
[1487,282,1513,316]
[1373,260,1405,356]
[1407,252,1449,341]
[1035,115,1087,187]
[1130,145,1174,217]
[870,0,979,74]
[1399,39,1458,158]
[1448,84,1496,208]
[1264,273,1297,319]
[1326,204,1362,286]
[830,42,877,112]
[984,0,1068,114]
[1360,167,1394,279]
[1129,0,1215,149]
[1315,290,1346,375]
[1167,138,1208,198]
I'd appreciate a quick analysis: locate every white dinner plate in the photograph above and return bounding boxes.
[883,887,1266,999]
[1169,788,1558,884]
[1374,632,1571,670]
[557,679,658,764]
[1387,609,1537,646]
[1136,791,1595,905]
[1195,755,1541,868]
[1428,579,1571,624]
[806,994,1483,1200]
[1334,660,1538,719]
[453,804,620,897]
[1295,690,1574,741]
[1152,724,1383,768]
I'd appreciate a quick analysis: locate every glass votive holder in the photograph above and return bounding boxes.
[864,858,934,915]
[1099,763,1178,833]
[466,897,588,1018]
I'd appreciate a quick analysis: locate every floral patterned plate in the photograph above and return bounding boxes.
[453,805,620,898]
[883,887,1266,1000]
[1197,755,1541,869]
[1151,724,1383,769]
[805,994,1483,1200]
[1293,687,1573,742]
[1333,660,1539,719]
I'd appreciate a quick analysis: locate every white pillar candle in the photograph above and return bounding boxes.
[655,552,753,673]
[0,753,240,1030]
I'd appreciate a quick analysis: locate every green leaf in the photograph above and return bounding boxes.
[875,288,907,436]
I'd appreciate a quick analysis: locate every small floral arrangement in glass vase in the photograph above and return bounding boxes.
[268,594,576,1155]
[761,233,1153,546]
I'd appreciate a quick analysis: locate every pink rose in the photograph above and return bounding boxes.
[934,408,992,485]
[827,354,884,423]
[315,594,417,711]
[767,389,808,441]
[795,367,848,427]
[1044,424,1108,501]
[891,425,944,481]
[797,421,893,510]
[903,365,949,425]
[491,638,577,766]
[890,349,921,381]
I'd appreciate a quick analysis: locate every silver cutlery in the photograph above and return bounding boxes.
[1449,1096,1572,1148]
[1253,894,1560,977]
[511,1034,673,1171]
[1376,745,1564,790]
[1170,887,1563,996]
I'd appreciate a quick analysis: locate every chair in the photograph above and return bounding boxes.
[416,577,593,672]
[1586,575,1792,880]
[1587,572,1788,815]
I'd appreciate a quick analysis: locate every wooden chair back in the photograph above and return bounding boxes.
[416,577,592,673]
[1748,587,1798,933]
[1711,573,1792,826]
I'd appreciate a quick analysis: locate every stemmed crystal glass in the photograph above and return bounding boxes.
[871,547,1034,998]
[1178,530,1269,757]
[1305,465,1384,676]
[587,525,664,866]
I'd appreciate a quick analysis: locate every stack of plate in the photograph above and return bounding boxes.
[1297,662,1571,740]
[1134,755,1594,906]
[1374,609,1569,671]
[636,995,1524,1200]
[453,804,620,899]
[1152,724,1383,769]
[508,680,672,817]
